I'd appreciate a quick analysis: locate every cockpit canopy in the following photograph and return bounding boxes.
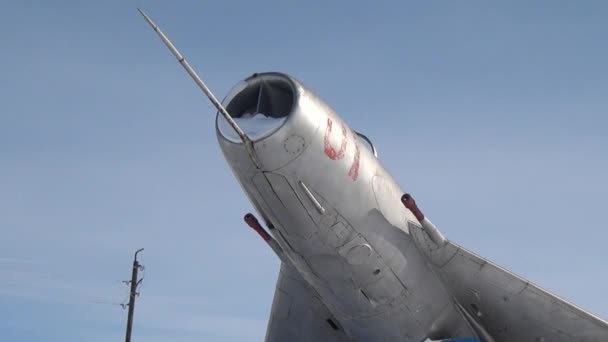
[356,131,377,157]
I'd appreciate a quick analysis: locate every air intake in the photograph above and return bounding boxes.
[218,73,296,142]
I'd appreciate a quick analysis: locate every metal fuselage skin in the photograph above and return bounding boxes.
[216,73,467,341]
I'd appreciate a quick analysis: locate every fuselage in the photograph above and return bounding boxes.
[216,73,470,341]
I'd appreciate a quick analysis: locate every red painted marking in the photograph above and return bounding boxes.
[324,118,347,160]
[244,213,271,241]
[401,194,425,221]
[348,143,360,181]
[323,118,364,182]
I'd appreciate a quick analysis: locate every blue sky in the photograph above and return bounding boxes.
[1,1,607,341]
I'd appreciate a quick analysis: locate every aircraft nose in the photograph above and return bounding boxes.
[217,73,295,143]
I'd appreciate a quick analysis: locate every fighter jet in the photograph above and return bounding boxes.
[138,9,608,342]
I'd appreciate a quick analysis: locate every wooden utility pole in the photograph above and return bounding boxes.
[125,248,144,342]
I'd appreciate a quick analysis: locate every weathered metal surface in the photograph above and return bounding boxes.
[217,73,474,341]
[216,73,608,342]
[411,226,608,342]
[138,12,608,339]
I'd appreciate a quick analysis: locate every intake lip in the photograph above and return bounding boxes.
[217,72,297,143]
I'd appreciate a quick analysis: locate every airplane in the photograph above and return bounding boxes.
[137,9,608,342]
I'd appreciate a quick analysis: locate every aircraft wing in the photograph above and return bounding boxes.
[265,263,352,342]
[409,222,608,342]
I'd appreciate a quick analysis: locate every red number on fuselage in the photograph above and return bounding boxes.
[323,118,360,181]
[324,118,347,160]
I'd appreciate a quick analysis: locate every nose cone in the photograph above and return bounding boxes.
[216,72,324,171]
[216,73,296,143]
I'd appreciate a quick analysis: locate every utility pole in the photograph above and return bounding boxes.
[124,248,144,342]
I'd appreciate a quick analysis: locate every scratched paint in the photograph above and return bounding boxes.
[324,118,347,160]
[323,118,361,181]
[348,142,360,181]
